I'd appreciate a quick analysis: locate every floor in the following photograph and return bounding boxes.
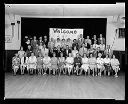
[5,72,125,100]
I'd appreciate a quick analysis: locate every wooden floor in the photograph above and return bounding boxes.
[5,72,125,100]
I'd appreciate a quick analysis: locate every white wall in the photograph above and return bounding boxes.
[106,16,125,51]
[5,14,21,50]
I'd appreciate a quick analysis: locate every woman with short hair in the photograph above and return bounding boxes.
[28,53,37,75]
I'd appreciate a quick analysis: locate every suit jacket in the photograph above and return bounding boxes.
[98,38,105,44]
[63,49,72,57]
[21,57,29,65]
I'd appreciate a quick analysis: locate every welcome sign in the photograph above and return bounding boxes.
[49,28,83,41]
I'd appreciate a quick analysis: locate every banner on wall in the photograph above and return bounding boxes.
[49,28,83,41]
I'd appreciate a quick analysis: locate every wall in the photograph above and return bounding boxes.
[5,14,21,50]
[106,16,125,51]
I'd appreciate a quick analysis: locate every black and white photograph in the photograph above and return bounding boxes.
[4,3,125,100]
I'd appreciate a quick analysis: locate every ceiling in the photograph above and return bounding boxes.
[5,4,125,17]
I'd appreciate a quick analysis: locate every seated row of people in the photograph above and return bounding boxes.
[12,51,120,77]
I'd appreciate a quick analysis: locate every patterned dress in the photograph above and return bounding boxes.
[58,57,65,68]
[51,57,58,69]
[88,57,97,70]
[96,57,104,69]
[12,56,20,69]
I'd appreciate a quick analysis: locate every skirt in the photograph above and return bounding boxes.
[89,64,97,70]
[13,65,19,69]
[111,65,120,71]
[43,63,51,69]
[28,63,36,69]
[37,64,43,69]
[65,64,73,69]
[51,64,58,69]
[58,62,65,68]
[104,63,111,71]
[81,64,89,72]
[97,64,104,69]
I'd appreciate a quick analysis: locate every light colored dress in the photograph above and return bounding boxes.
[96,57,104,69]
[81,58,89,71]
[88,57,97,70]
[65,57,74,69]
[28,56,37,69]
[43,56,51,69]
[51,57,58,69]
[110,58,120,70]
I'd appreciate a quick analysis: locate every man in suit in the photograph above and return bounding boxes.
[72,39,79,50]
[43,36,49,48]
[104,45,113,58]
[98,34,105,45]
[63,45,72,58]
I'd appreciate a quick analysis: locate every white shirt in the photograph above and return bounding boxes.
[72,50,78,57]
[99,44,105,51]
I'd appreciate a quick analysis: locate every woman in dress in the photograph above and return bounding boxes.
[103,54,111,76]
[20,52,29,75]
[28,53,37,75]
[43,53,51,75]
[96,53,104,76]
[12,53,20,75]
[51,53,58,75]
[58,52,65,76]
[88,53,97,76]
[65,53,74,75]
[37,53,43,75]
[110,55,120,77]
[81,53,89,76]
